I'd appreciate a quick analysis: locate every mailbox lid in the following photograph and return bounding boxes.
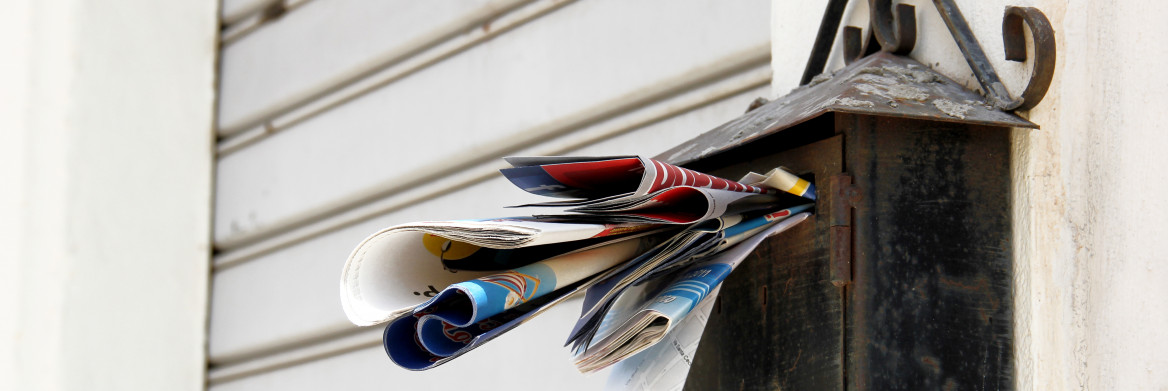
[658,52,1037,167]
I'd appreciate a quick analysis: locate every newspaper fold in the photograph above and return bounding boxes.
[384,276,584,370]
[575,212,811,373]
[501,156,814,224]
[338,154,820,375]
[383,238,656,370]
[340,217,662,326]
[565,205,813,350]
[603,286,719,391]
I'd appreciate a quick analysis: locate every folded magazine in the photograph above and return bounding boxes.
[337,155,815,380]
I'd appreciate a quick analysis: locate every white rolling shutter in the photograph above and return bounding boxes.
[209,1,772,388]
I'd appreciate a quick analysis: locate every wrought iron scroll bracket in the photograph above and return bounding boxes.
[800,0,1056,112]
[800,0,852,85]
[930,0,1022,109]
[1002,6,1056,110]
[841,26,868,65]
[869,0,917,55]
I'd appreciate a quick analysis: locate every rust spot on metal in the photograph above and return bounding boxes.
[844,189,862,204]
[830,175,856,227]
[781,274,796,298]
[785,349,803,373]
[920,355,941,374]
[913,277,928,300]
[937,274,989,293]
[830,175,855,287]
[760,285,768,307]
[830,227,852,287]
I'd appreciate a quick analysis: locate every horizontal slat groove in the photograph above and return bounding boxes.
[216,0,569,155]
[208,1,776,386]
[212,43,770,254]
[204,65,771,384]
[216,0,542,138]
[210,323,359,367]
[213,62,770,274]
[207,296,614,389]
[221,0,282,26]
[219,0,315,46]
[207,327,382,385]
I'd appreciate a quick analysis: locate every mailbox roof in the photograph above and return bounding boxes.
[659,52,1037,165]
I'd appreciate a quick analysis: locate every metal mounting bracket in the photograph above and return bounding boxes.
[799,0,1056,112]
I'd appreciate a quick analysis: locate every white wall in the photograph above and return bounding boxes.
[773,1,1168,389]
[0,0,218,390]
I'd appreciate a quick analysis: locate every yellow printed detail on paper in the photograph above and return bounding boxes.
[757,168,808,196]
[422,234,481,260]
[788,178,811,196]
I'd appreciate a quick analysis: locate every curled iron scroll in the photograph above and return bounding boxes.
[803,0,1056,112]
[869,0,917,54]
[1003,6,1056,110]
[842,26,866,65]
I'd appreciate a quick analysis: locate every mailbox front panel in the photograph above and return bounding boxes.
[843,114,1013,391]
[683,113,1014,390]
[686,135,845,391]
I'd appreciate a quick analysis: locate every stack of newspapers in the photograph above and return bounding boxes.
[338,156,815,381]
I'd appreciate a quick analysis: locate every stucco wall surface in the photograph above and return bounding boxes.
[773,1,1168,389]
[0,0,218,390]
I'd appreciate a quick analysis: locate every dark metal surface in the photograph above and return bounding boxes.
[931,0,1023,110]
[668,17,1035,384]
[869,0,916,54]
[678,114,1016,390]
[830,226,852,287]
[828,175,853,228]
[790,0,1056,111]
[829,175,858,287]
[842,114,1014,390]
[801,0,851,85]
[657,52,1036,167]
[1003,6,1057,110]
[842,26,867,65]
[685,136,846,391]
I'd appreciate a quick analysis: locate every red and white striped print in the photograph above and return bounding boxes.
[645,159,771,194]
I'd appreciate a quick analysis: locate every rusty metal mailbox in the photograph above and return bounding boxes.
[656,52,1036,390]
